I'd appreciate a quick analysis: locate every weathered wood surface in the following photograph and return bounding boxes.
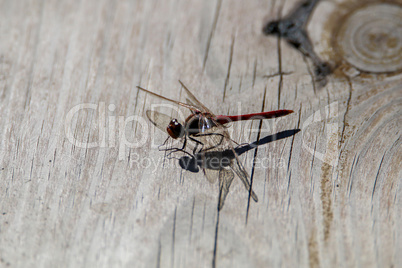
[0,0,401,267]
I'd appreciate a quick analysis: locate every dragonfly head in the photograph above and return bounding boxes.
[167,119,184,139]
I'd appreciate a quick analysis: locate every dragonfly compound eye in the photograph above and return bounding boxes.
[167,119,184,139]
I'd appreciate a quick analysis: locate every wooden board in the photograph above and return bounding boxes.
[0,0,401,267]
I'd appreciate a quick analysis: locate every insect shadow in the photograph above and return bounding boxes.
[178,129,301,172]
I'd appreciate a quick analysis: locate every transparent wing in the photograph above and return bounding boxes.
[186,98,197,110]
[146,110,172,134]
[186,98,199,115]
[179,80,214,114]
[218,168,235,211]
[230,158,258,202]
[203,168,218,183]
[138,86,201,112]
[195,117,259,203]
[210,118,258,202]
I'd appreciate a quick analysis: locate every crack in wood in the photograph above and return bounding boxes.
[212,203,220,268]
[246,86,268,224]
[223,35,235,102]
[202,0,222,71]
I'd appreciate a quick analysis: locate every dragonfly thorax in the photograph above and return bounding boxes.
[185,113,216,135]
[167,119,185,139]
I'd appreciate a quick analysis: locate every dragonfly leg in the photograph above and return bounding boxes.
[156,136,195,159]
[180,135,187,151]
[192,133,226,152]
[157,137,170,151]
[188,136,205,155]
[158,136,188,153]
[166,147,194,159]
[235,142,249,148]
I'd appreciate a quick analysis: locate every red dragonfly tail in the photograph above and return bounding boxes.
[215,110,293,124]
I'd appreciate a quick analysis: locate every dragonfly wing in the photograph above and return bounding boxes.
[179,80,214,114]
[186,98,196,107]
[230,158,258,202]
[138,86,200,112]
[218,168,235,211]
[186,99,199,115]
[214,121,258,202]
[146,110,172,134]
[196,117,258,203]
[202,166,218,183]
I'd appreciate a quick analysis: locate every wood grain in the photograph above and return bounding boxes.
[0,0,400,267]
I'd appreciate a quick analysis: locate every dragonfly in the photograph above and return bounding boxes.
[137,81,294,210]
